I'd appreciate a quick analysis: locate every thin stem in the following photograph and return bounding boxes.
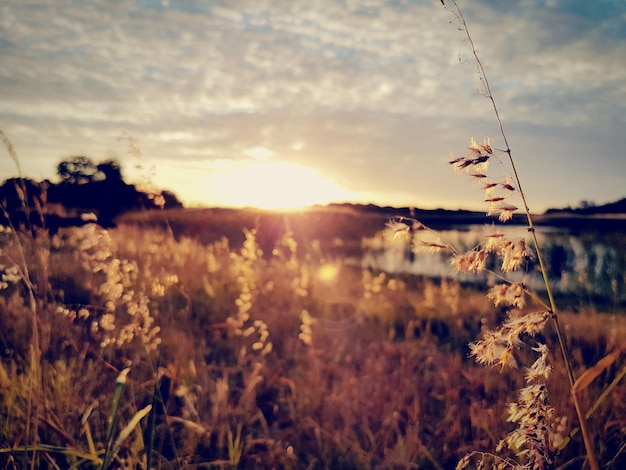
[0,129,22,177]
[446,0,596,466]
[572,390,600,470]
[101,369,130,470]
[2,129,42,468]
[449,0,578,385]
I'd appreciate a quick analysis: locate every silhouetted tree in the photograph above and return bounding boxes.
[50,156,182,226]
[57,156,126,184]
[57,156,99,185]
[96,159,124,184]
[2,156,182,230]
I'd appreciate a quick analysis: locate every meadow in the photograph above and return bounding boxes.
[2,3,625,467]
[1,206,625,469]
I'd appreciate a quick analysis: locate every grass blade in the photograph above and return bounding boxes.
[572,343,625,393]
[100,368,130,470]
[110,404,152,464]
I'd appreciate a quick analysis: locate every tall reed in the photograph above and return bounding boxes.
[421,2,624,468]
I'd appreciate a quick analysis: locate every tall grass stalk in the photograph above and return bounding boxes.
[100,368,130,470]
[1,129,44,470]
[443,0,576,389]
[441,1,603,468]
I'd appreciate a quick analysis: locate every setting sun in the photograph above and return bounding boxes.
[197,160,359,210]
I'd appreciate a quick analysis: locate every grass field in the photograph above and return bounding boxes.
[1,206,625,469]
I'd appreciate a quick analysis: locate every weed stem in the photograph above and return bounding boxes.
[446,1,596,466]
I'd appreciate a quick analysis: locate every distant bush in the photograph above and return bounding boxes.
[0,155,182,229]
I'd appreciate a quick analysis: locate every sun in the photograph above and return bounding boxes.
[207,160,357,210]
[151,158,368,210]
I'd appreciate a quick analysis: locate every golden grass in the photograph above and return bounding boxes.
[0,211,624,468]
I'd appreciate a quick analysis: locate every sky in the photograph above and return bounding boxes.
[1,0,625,212]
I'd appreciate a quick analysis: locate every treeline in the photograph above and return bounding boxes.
[0,156,182,231]
[545,197,626,215]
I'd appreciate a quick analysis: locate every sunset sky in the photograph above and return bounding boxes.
[1,0,625,211]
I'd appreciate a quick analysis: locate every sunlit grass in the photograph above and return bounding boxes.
[1,206,624,468]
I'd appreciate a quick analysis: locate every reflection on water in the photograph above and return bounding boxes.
[362,225,626,311]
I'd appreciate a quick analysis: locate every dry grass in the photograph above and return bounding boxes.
[1,208,624,469]
[1,4,625,466]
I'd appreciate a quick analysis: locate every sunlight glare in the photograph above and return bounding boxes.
[317,263,340,282]
[144,158,376,210]
[210,160,356,210]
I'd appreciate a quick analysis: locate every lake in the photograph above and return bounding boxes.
[362,224,626,312]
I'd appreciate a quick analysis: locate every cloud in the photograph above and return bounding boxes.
[459,1,626,127]
[1,0,625,210]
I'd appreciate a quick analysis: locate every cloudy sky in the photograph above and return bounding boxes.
[1,0,625,211]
